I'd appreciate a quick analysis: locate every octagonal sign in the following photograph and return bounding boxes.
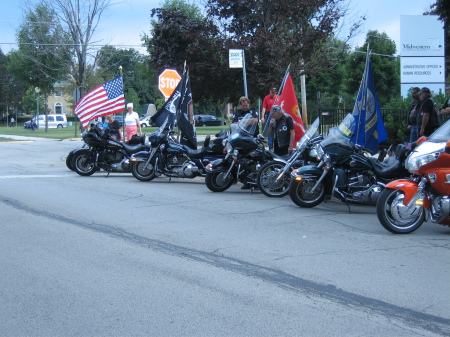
[158,69,181,99]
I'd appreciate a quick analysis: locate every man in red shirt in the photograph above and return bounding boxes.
[261,86,278,150]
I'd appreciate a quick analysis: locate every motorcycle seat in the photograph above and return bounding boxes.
[122,143,150,155]
[184,145,219,159]
[368,156,402,179]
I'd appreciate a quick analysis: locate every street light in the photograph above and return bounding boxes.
[35,87,40,129]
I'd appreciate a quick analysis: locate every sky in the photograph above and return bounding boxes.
[0,0,438,56]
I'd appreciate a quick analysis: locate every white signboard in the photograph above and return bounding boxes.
[400,15,445,97]
[229,49,243,68]
[400,15,444,57]
[401,57,445,83]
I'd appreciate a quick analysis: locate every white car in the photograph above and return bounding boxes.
[139,115,154,128]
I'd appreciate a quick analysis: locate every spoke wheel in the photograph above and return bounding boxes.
[72,150,97,176]
[131,162,156,181]
[289,178,325,208]
[205,171,234,192]
[257,161,290,197]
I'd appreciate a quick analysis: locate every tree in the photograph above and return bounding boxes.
[206,0,364,99]
[7,2,72,130]
[344,31,399,107]
[40,0,119,97]
[143,0,233,103]
[97,46,159,104]
[428,0,449,81]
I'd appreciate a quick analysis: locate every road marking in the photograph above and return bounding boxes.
[0,175,71,179]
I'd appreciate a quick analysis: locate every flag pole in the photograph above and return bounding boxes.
[119,65,126,141]
[176,61,187,142]
[355,47,370,145]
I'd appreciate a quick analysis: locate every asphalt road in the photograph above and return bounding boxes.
[0,138,449,336]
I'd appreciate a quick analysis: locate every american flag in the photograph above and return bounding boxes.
[74,76,125,128]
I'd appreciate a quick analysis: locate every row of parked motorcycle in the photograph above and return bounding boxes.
[66,113,450,235]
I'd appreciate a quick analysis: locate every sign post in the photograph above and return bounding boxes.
[229,49,248,97]
[158,69,181,100]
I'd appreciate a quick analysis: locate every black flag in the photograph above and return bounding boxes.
[150,80,182,127]
[177,69,197,149]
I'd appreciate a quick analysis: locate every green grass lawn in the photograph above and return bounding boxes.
[0,124,229,140]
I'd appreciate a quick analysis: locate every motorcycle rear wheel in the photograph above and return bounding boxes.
[205,171,234,192]
[289,178,325,208]
[376,188,425,234]
[131,162,156,181]
[257,161,290,197]
[72,150,97,176]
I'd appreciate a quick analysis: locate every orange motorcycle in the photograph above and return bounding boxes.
[377,126,450,234]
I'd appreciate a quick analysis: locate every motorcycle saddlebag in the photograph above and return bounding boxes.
[128,134,146,145]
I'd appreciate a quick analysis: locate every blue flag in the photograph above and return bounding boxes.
[351,52,388,154]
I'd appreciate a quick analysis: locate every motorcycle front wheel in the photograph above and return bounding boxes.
[376,188,425,234]
[205,171,234,192]
[72,150,97,176]
[289,178,325,208]
[257,161,290,197]
[131,162,156,181]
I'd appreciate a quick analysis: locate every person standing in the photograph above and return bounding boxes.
[417,87,440,137]
[407,87,421,143]
[268,105,295,156]
[124,103,142,141]
[105,114,123,141]
[232,96,259,137]
[438,85,450,116]
[261,86,278,150]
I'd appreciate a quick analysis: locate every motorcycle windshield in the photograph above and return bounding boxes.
[427,118,450,143]
[296,117,320,150]
[148,117,169,144]
[230,113,258,137]
[320,113,356,148]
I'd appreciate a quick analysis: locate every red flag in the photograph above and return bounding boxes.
[277,73,305,146]
[74,76,125,128]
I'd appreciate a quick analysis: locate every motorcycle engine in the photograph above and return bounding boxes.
[430,196,450,224]
[99,149,123,163]
[345,172,381,205]
[166,154,187,169]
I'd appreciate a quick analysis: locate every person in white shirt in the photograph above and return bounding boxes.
[124,103,142,141]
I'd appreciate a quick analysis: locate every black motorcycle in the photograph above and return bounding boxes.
[205,113,275,192]
[71,122,149,176]
[256,117,322,197]
[129,119,226,182]
[289,113,409,208]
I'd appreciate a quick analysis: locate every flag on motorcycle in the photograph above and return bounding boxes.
[150,80,181,127]
[177,68,197,149]
[151,64,197,149]
[277,72,305,146]
[74,76,125,128]
[351,51,388,154]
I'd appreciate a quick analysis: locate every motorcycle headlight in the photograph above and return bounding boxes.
[405,152,439,172]
[315,144,325,160]
[309,147,318,158]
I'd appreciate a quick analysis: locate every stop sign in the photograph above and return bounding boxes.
[158,69,181,98]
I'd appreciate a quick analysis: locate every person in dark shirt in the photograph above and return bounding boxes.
[438,85,450,116]
[106,114,123,141]
[232,96,260,137]
[268,105,295,155]
[417,87,439,137]
[407,87,420,143]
